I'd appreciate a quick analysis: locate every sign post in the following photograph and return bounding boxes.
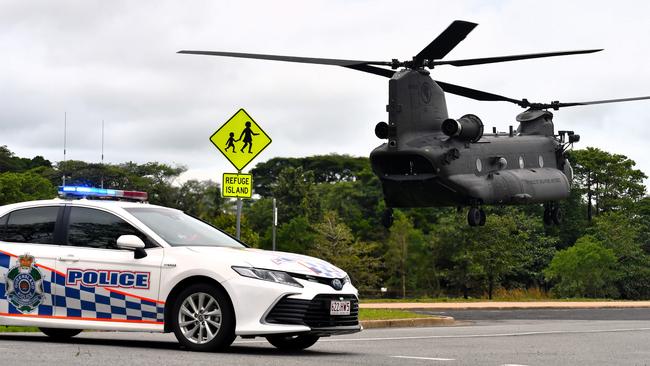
[210,108,272,240]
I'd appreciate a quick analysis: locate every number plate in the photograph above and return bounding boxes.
[330,300,351,316]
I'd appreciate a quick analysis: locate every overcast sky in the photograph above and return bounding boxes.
[1,0,649,188]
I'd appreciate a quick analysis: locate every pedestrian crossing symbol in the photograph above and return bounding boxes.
[210,109,272,171]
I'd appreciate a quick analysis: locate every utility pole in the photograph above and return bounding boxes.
[272,198,277,251]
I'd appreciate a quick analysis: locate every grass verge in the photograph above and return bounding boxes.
[0,326,40,333]
[359,308,431,321]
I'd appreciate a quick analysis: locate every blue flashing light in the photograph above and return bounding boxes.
[58,186,148,201]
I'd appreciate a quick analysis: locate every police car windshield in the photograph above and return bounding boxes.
[125,207,245,248]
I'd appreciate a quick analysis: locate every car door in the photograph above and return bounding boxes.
[0,205,65,322]
[53,205,164,328]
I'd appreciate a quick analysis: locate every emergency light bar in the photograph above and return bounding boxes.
[58,186,148,201]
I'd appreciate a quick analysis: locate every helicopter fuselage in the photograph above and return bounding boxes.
[369,69,572,208]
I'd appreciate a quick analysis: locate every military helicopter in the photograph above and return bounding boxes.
[178,20,650,227]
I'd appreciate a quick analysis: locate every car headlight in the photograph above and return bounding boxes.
[232,266,303,288]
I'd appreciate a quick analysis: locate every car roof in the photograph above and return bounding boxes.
[0,198,175,212]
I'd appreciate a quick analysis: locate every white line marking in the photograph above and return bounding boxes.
[234,327,650,344]
[392,355,455,361]
[501,364,530,366]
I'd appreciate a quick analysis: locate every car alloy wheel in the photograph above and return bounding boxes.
[172,283,235,351]
[178,292,222,344]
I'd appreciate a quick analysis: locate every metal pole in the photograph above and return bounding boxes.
[62,112,67,187]
[235,170,242,240]
[272,198,277,251]
[101,120,105,189]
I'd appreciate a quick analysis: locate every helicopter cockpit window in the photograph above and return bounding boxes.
[476,158,482,173]
[519,156,525,169]
[538,155,544,168]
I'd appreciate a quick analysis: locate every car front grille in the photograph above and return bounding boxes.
[265,294,359,328]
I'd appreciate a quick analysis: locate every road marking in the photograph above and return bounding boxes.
[234,327,650,344]
[501,364,530,366]
[392,355,455,361]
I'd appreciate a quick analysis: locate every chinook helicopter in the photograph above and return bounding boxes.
[178,20,650,227]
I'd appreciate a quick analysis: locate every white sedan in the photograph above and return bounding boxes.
[0,187,360,351]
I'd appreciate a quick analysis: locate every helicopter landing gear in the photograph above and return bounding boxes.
[467,207,486,227]
[381,208,394,229]
[543,203,562,226]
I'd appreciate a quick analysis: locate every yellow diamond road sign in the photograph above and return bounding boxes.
[210,108,272,171]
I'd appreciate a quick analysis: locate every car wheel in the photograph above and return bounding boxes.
[39,328,82,339]
[171,283,235,352]
[266,334,320,351]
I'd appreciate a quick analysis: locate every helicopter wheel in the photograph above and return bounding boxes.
[478,209,486,226]
[467,207,482,227]
[551,205,563,225]
[543,205,554,226]
[381,208,394,229]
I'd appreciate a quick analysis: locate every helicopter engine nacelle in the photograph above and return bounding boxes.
[441,114,484,142]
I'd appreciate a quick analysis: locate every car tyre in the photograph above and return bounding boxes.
[171,283,235,352]
[39,328,82,339]
[266,334,320,351]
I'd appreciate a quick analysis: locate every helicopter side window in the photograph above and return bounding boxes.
[475,158,482,173]
[538,155,544,168]
[519,156,525,169]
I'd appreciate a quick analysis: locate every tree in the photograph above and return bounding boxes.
[207,214,260,248]
[251,155,369,197]
[0,146,52,173]
[0,172,56,205]
[309,211,381,292]
[271,166,319,223]
[176,180,223,219]
[275,216,316,254]
[571,148,646,221]
[588,211,650,299]
[384,211,425,298]
[544,235,618,298]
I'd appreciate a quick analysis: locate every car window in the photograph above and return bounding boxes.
[125,207,245,248]
[1,207,59,244]
[67,207,155,249]
[0,213,8,239]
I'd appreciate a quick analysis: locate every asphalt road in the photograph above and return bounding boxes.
[2,308,650,365]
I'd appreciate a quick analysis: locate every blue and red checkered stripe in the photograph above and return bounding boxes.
[0,251,164,324]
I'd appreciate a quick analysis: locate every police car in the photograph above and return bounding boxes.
[0,186,360,351]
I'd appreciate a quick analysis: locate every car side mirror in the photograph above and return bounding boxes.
[117,235,147,259]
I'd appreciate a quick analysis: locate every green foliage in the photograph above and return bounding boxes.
[275,216,316,254]
[571,147,646,219]
[251,154,369,197]
[309,211,381,292]
[0,172,56,205]
[207,214,260,248]
[1,145,648,301]
[0,146,51,173]
[384,212,425,298]
[545,235,619,298]
[176,180,223,219]
[272,166,319,223]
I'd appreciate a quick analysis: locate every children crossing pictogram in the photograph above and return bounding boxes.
[210,109,272,171]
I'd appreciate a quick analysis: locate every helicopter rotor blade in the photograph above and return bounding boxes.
[343,64,396,78]
[434,80,523,105]
[433,49,603,67]
[547,96,650,109]
[177,50,392,67]
[414,20,477,65]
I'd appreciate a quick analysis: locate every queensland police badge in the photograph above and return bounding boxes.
[5,254,45,313]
